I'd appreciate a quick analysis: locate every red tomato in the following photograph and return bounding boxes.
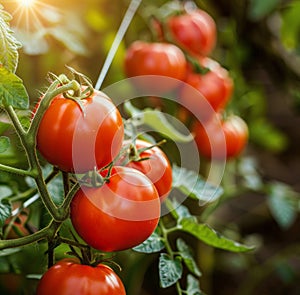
[70,166,160,252]
[124,41,187,93]
[36,89,124,173]
[192,114,248,159]
[36,258,126,295]
[121,139,172,202]
[167,9,217,56]
[179,57,233,122]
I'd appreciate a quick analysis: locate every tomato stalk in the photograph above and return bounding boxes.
[0,77,86,251]
[0,220,61,250]
[159,218,184,295]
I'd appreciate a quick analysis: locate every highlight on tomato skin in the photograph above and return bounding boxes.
[36,258,126,295]
[70,166,161,252]
[124,41,187,93]
[192,114,249,160]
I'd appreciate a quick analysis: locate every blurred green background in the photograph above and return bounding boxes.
[1,0,300,294]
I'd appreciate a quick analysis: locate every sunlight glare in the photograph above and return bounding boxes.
[18,0,36,8]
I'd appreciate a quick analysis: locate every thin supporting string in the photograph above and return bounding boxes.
[94,0,142,90]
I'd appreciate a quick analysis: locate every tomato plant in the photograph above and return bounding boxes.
[167,9,217,57]
[36,87,124,173]
[4,0,299,294]
[120,139,172,202]
[124,41,187,93]
[192,114,249,159]
[180,57,233,119]
[70,166,160,252]
[36,258,126,295]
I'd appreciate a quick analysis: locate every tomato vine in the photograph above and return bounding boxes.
[0,1,272,294]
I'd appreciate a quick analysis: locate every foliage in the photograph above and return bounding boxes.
[0,0,300,294]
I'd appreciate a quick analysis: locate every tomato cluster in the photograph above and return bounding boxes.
[124,4,248,160]
[35,75,173,293]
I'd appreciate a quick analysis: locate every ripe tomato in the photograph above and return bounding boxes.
[192,114,248,160]
[124,41,187,93]
[179,57,233,122]
[36,258,126,295]
[36,89,124,173]
[70,166,160,252]
[121,139,172,202]
[167,9,217,56]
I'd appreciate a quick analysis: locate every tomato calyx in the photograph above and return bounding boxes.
[77,168,107,188]
[186,54,210,75]
[61,67,96,116]
[123,139,166,165]
[60,231,122,271]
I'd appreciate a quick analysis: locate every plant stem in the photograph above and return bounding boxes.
[4,80,81,222]
[176,282,183,295]
[0,220,61,250]
[159,218,175,259]
[34,174,63,222]
[159,218,184,295]
[58,182,80,219]
[0,163,34,177]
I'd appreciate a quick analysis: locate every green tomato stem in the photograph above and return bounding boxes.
[0,163,34,177]
[58,182,80,220]
[0,220,61,250]
[159,218,175,259]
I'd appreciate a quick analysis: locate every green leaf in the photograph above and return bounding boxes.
[172,165,223,203]
[176,238,201,277]
[0,198,11,228]
[248,0,280,21]
[133,230,165,253]
[0,67,29,109]
[47,173,65,206]
[48,26,88,56]
[249,119,288,153]
[267,182,298,230]
[0,136,10,153]
[281,2,300,49]
[0,185,12,198]
[159,253,183,288]
[0,121,10,134]
[124,101,193,142]
[186,274,203,295]
[13,28,48,55]
[238,157,263,190]
[167,198,196,222]
[26,165,64,206]
[0,5,22,73]
[179,218,253,252]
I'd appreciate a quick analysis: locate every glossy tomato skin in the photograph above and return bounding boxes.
[192,114,248,160]
[167,9,217,56]
[70,166,160,252]
[122,139,172,202]
[124,41,187,93]
[36,258,126,295]
[179,57,233,123]
[36,90,124,173]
